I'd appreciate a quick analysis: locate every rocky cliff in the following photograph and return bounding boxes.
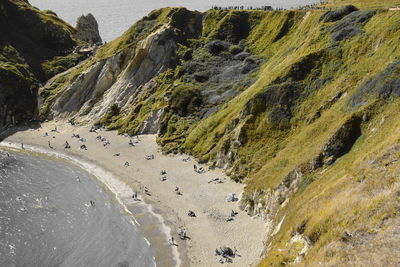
[17,1,400,265]
[74,13,102,44]
[0,0,86,126]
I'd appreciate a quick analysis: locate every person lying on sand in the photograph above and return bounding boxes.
[80,144,87,150]
[113,153,120,156]
[128,139,135,147]
[145,154,154,160]
[178,228,188,240]
[187,210,196,217]
[64,141,71,149]
[144,186,151,196]
[168,236,176,246]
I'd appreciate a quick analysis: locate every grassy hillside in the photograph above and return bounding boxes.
[40,1,400,265]
[0,0,82,124]
[322,0,400,9]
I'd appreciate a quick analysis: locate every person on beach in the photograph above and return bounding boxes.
[76,176,81,182]
[129,139,134,147]
[64,141,71,149]
[90,200,95,206]
[124,161,130,167]
[21,143,24,149]
[169,236,175,246]
[178,228,187,240]
[144,186,150,195]
[48,141,53,149]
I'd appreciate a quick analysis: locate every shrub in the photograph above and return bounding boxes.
[229,45,242,55]
[170,84,203,116]
[205,40,230,55]
[319,5,358,23]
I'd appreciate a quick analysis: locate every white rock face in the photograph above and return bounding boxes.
[74,13,102,44]
[45,24,177,123]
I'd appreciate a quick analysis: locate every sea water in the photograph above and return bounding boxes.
[29,0,320,41]
[0,150,154,267]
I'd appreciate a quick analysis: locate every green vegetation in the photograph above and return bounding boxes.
[95,8,189,60]
[0,0,84,123]
[322,0,400,9]
[41,53,87,80]
[31,1,400,265]
[98,3,400,265]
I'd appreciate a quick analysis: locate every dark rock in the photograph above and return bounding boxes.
[329,11,375,42]
[229,45,243,55]
[193,72,209,82]
[234,51,250,61]
[349,60,400,108]
[332,26,360,41]
[320,5,358,23]
[321,116,362,163]
[205,40,231,55]
[75,13,102,44]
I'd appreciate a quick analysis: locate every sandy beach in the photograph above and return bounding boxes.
[1,121,267,267]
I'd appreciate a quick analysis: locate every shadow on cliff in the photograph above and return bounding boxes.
[0,122,41,142]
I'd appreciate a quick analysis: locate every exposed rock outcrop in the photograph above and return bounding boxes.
[74,13,102,44]
[41,8,204,130]
[44,24,179,122]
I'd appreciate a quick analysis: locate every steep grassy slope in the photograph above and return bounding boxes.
[40,2,400,265]
[176,6,400,265]
[0,0,82,125]
[323,0,400,9]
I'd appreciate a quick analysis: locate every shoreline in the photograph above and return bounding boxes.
[0,141,180,267]
[1,122,267,267]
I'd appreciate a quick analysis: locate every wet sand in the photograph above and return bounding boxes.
[1,121,267,267]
